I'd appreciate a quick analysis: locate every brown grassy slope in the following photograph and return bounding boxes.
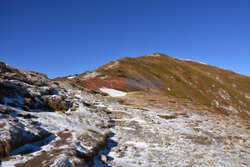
[54,53,250,119]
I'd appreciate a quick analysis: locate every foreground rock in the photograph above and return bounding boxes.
[0,61,71,112]
[0,62,112,166]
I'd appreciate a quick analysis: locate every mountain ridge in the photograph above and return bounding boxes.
[55,53,250,119]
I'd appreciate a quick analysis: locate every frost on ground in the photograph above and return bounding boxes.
[0,61,249,167]
[0,62,111,166]
[0,89,112,167]
[87,98,249,167]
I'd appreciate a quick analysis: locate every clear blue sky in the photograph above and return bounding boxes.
[0,0,249,78]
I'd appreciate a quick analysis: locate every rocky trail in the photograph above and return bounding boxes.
[1,85,249,167]
[85,94,249,167]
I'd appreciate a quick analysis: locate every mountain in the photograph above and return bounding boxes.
[55,53,250,119]
[0,58,249,166]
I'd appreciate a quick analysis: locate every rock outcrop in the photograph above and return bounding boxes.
[0,61,71,112]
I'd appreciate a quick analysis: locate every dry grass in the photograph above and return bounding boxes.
[54,53,250,119]
[158,115,177,119]
[0,141,9,159]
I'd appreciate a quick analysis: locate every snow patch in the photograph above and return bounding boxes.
[67,76,76,79]
[100,88,127,97]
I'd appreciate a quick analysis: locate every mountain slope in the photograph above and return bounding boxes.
[1,61,249,166]
[56,53,250,119]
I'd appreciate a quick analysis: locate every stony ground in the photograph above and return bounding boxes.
[1,85,250,166]
[0,86,249,167]
[85,94,250,167]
